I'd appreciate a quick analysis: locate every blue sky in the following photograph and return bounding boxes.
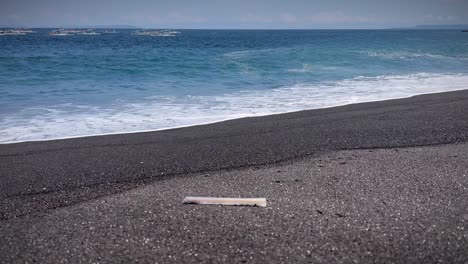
[2,0,468,29]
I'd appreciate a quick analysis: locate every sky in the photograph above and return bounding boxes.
[1,0,468,29]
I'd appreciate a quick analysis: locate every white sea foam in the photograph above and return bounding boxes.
[223,47,292,59]
[1,72,467,143]
[360,50,467,61]
[286,64,315,73]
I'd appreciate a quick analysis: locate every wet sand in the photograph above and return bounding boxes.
[1,90,468,263]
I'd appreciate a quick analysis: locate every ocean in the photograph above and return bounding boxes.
[1,29,467,143]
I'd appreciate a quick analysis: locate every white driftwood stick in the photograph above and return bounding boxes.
[182,197,267,207]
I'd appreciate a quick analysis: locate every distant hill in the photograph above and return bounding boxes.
[63,25,141,29]
[0,25,27,28]
[395,24,468,30]
[0,25,141,29]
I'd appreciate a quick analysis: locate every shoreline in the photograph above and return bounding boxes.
[2,87,468,145]
[2,88,468,202]
[1,89,468,262]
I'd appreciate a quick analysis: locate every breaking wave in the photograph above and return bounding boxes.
[1,72,467,143]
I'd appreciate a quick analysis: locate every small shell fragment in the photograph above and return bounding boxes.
[182,197,267,207]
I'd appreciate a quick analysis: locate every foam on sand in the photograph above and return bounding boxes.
[1,72,467,143]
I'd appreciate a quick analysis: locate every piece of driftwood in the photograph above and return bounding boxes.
[182,197,267,207]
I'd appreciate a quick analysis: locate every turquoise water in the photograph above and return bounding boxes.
[1,29,467,143]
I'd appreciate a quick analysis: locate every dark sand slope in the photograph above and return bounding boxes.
[1,143,467,263]
[1,90,468,263]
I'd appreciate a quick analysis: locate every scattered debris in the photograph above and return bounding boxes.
[182,197,267,207]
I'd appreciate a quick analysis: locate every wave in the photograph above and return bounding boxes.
[359,50,467,61]
[1,72,468,143]
[222,47,291,59]
[286,64,315,73]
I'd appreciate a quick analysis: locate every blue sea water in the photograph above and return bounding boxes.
[1,29,467,143]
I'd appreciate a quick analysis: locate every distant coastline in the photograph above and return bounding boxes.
[0,25,141,29]
[391,24,468,30]
[2,24,468,30]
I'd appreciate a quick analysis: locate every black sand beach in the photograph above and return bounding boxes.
[1,90,468,263]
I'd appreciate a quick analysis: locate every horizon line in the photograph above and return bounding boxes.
[2,26,468,30]
[2,23,468,30]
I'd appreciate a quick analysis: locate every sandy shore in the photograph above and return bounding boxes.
[1,90,468,263]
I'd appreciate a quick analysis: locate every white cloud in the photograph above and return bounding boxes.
[166,12,207,24]
[280,13,298,24]
[121,12,207,27]
[306,11,377,24]
[237,11,377,27]
[239,13,273,24]
[422,13,460,22]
